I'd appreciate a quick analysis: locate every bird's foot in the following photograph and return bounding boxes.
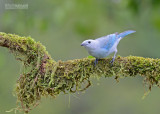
[110,57,115,66]
[94,58,98,66]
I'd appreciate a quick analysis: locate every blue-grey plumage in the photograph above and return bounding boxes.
[81,30,136,65]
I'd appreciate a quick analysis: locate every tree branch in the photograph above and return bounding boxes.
[0,32,159,113]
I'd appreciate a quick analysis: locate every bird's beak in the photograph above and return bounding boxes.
[81,43,84,46]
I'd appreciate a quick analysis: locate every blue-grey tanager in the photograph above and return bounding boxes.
[81,30,136,65]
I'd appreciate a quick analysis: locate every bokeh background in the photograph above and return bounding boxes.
[0,0,160,114]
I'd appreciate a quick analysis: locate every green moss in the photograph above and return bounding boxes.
[0,32,160,113]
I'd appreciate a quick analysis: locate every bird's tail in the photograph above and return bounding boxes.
[117,30,136,39]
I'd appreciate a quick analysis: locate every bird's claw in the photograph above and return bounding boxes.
[94,58,115,66]
[94,58,98,66]
[110,58,115,66]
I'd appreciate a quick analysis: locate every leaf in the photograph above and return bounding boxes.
[87,56,94,59]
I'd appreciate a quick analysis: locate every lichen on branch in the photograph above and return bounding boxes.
[0,32,160,113]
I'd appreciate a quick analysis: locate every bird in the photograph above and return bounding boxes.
[81,30,136,65]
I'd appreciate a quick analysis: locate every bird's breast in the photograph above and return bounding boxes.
[88,48,110,59]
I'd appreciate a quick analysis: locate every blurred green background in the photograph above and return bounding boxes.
[0,0,160,114]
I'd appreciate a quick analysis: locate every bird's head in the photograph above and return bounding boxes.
[81,39,97,50]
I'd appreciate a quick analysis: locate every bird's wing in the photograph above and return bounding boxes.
[95,33,118,50]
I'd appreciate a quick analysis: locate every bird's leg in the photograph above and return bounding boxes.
[94,58,99,66]
[110,50,117,65]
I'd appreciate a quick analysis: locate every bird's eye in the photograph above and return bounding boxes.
[88,41,91,44]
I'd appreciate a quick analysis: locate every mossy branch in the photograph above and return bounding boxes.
[0,32,160,113]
